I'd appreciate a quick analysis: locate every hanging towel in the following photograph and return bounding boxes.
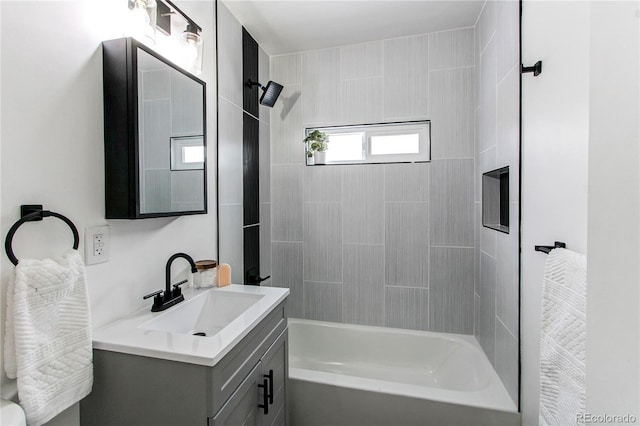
[539,248,587,426]
[4,249,93,426]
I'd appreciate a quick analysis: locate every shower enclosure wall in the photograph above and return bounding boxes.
[217,0,520,408]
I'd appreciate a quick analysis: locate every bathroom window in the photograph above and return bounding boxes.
[305,121,430,165]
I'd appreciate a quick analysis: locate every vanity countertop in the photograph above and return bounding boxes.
[92,285,289,366]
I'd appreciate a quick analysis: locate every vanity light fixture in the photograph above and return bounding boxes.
[127,0,158,45]
[155,0,204,74]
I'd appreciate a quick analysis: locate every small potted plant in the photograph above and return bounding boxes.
[304,130,329,164]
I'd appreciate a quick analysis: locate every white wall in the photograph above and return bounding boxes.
[0,1,216,424]
[521,1,591,424]
[586,0,639,420]
[522,1,640,424]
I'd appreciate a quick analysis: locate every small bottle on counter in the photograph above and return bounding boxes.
[194,260,218,288]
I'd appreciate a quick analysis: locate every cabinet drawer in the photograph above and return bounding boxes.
[209,302,286,416]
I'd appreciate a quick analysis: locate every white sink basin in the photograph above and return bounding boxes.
[92,285,289,366]
[139,291,264,336]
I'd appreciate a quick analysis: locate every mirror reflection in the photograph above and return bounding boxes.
[137,48,205,214]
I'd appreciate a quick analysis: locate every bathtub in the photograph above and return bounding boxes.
[288,319,520,426]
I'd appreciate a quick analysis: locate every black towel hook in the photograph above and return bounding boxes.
[4,204,80,266]
[534,241,566,254]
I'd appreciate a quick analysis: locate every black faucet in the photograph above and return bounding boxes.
[143,253,198,312]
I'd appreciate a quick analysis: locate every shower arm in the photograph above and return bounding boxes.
[246,79,264,90]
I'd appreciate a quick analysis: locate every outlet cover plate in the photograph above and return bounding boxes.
[85,225,110,265]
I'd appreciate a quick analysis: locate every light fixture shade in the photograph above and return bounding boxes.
[181,29,203,74]
[126,0,157,45]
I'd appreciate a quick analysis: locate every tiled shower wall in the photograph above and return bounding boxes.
[269,28,476,333]
[474,0,520,405]
[217,2,272,284]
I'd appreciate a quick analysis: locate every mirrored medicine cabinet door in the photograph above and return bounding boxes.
[103,37,207,219]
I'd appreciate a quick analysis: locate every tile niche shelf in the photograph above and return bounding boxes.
[482,166,509,233]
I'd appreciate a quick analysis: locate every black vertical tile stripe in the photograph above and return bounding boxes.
[244,226,260,285]
[242,28,259,118]
[242,27,261,283]
[243,114,259,225]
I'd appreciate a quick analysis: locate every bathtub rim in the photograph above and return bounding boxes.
[288,318,518,414]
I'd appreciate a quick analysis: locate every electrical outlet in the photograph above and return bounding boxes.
[85,225,110,265]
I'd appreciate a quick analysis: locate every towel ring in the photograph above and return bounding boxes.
[4,206,80,266]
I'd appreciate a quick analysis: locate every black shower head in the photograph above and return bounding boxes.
[259,81,283,107]
[246,79,284,107]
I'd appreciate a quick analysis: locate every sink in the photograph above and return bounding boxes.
[91,284,289,366]
[139,290,264,336]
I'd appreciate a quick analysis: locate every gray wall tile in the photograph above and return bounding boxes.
[272,242,304,318]
[429,247,474,334]
[430,159,474,246]
[385,203,429,287]
[383,35,429,120]
[496,226,518,335]
[477,251,496,363]
[304,281,343,322]
[271,85,304,164]
[218,99,243,205]
[304,166,342,203]
[217,2,242,107]
[338,77,384,125]
[219,204,244,284]
[385,287,423,330]
[258,46,271,124]
[271,165,303,241]
[477,145,497,203]
[260,203,272,278]
[343,245,385,326]
[496,0,520,82]
[478,37,497,153]
[302,48,340,125]
[429,68,475,159]
[142,99,171,169]
[497,67,520,172]
[429,28,474,70]
[343,165,385,245]
[271,53,302,86]
[420,289,430,331]
[477,0,496,54]
[170,71,204,136]
[384,163,430,202]
[495,320,519,404]
[340,41,383,79]
[303,203,342,283]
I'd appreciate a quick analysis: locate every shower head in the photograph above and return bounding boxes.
[247,79,284,108]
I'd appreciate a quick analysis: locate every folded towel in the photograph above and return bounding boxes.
[539,248,587,426]
[4,249,93,426]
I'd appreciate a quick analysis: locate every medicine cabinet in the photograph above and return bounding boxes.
[102,37,207,219]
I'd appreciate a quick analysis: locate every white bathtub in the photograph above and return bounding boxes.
[288,319,520,426]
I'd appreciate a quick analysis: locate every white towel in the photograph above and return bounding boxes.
[4,249,93,426]
[539,248,587,426]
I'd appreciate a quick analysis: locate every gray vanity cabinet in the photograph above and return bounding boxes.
[80,302,287,426]
[212,329,287,426]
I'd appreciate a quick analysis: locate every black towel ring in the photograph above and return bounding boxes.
[4,205,80,266]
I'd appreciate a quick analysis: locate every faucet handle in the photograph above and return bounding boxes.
[143,289,163,300]
[172,279,189,290]
[171,279,189,298]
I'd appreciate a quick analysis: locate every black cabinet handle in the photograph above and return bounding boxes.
[258,378,269,415]
[265,370,274,405]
